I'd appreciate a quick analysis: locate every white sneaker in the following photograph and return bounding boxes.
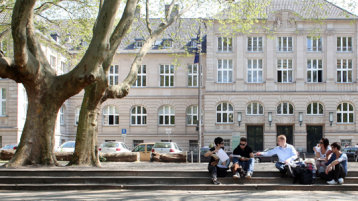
[338,178,344,184]
[327,180,338,185]
[245,172,252,179]
[233,172,240,179]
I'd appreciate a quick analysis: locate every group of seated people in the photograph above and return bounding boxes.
[204,135,348,185]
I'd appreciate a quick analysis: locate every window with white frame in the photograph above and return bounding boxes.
[133,65,146,87]
[307,59,323,83]
[277,37,293,52]
[218,37,232,52]
[50,55,57,68]
[108,65,119,85]
[160,64,174,87]
[277,59,293,83]
[159,105,175,125]
[248,37,263,52]
[337,37,352,52]
[186,105,198,125]
[307,37,322,52]
[217,59,233,83]
[131,106,147,125]
[188,64,198,87]
[337,59,353,83]
[247,102,264,115]
[216,102,234,123]
[60,106,65,125]
[247,59,263,83]
[337,102,354,124]
[135,40,143,48]
[103,105,119,125]
[75,107,80,125]
[307,102,323,115]
[277,102,294,115]
[60,61,66,73]
[341,139,352,147]
[0,88,6,116]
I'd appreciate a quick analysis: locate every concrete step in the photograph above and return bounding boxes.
[0,183,358,191]
[0,176,357,185]
[1,170,358,177]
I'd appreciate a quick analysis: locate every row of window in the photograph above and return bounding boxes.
[217,36,353,52]
[58,101,355,126]
[217,58,354,84]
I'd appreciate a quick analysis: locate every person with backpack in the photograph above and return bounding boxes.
[256,135,297,177]
[204,137,230,185]
[321,142,348,185]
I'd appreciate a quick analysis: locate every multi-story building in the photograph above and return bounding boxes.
[2,0,358,153]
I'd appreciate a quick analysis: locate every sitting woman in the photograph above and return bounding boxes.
[313,138,332,174]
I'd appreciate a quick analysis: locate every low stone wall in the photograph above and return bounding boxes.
[151,152,187,163]
[0,150,139,162]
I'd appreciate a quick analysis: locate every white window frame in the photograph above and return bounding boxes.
[0,88,6,116]
[160,64,174,87]
[217,59,233,83]
[131,106,147,125]
[307,102,324,115]
[337,102,354,124]
[337,37,352,52]
[108,65,119,86]
[75,107,80,126]
[277,37,293,52]
[307,59,323,83]
[216,102,234,123]
[247,37,263,52]
[246,102,264,115]
[337,59,353,83]
[247,59,263,83]
[103,105,119,126]
[135,40,143,48]
[188,64,198,87]
[186,105,198,125]
[133,65,146,87]
[50,55,57,69]
[159,105,175,125]
[60,61,66,73]
[277,59,293,83]
[277,102,294,115]
[60,106,65,125]
[307,37,322,52]
[218,37,233,52]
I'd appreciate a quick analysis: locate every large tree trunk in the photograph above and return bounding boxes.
[68,81,107,166]
[6,92,61,167]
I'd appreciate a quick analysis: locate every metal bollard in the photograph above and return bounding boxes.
[191,151,193,163]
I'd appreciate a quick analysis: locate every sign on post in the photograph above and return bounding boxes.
[121,129,127,136]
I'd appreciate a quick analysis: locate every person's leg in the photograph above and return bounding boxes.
[333,163,346,181]
[208,165,218,181]
[275,162,285,172]
[247,158,255,173]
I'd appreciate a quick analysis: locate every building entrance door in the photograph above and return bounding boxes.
[247,126,264,151]
[306,126,323,153]
[276,125,293,145]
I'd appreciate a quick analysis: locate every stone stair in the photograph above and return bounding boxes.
[0,169,357,190]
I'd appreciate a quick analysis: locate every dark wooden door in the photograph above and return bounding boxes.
[247,126,264,151]
[276,125,293,145]
[307,126,323,153]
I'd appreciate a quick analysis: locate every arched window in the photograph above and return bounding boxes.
[159,105,175,125]
[186,105,198,125]
[131,106,147,125]
[307,102,323,115]
[103,105,119,125]
[337,102,354,124]
[277,102,294,115]
[216,102,234,123]
[75,107,80,125]
[247,102,264,115]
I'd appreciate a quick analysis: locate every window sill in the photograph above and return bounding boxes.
[276,114,294,116]
[306,114,324,116]
[335,82,356,84]
[158,125,175,127]
[275,82,296,84]
[305,82,325,84]
[246,51,264,53]
[336,51,353,53]
[102,125,119,127]
[217,51,233,53]
[132,86,147,88]
[215,82,235,84]
[215,123,234,125]
[246,114,264,116]
[246,82,265,84]
[130,124,147,127]
[336,123,354,125]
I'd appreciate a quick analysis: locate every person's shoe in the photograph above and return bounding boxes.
[338,178,344,184]
[245,172,252,179]
[212,179,221,185]
[233,172,240,179]
[327,180,338,185]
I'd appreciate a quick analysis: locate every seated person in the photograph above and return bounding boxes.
[231,137,254,179]
[256,135,297,177]
[313,138,332,174]
[321,142,348,185]
[204,137,230,185]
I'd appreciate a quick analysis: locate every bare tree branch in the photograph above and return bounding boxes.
[145,0,152,35]
[11,0,37,67]
[0,28,10,41]
[165,0,177,22]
